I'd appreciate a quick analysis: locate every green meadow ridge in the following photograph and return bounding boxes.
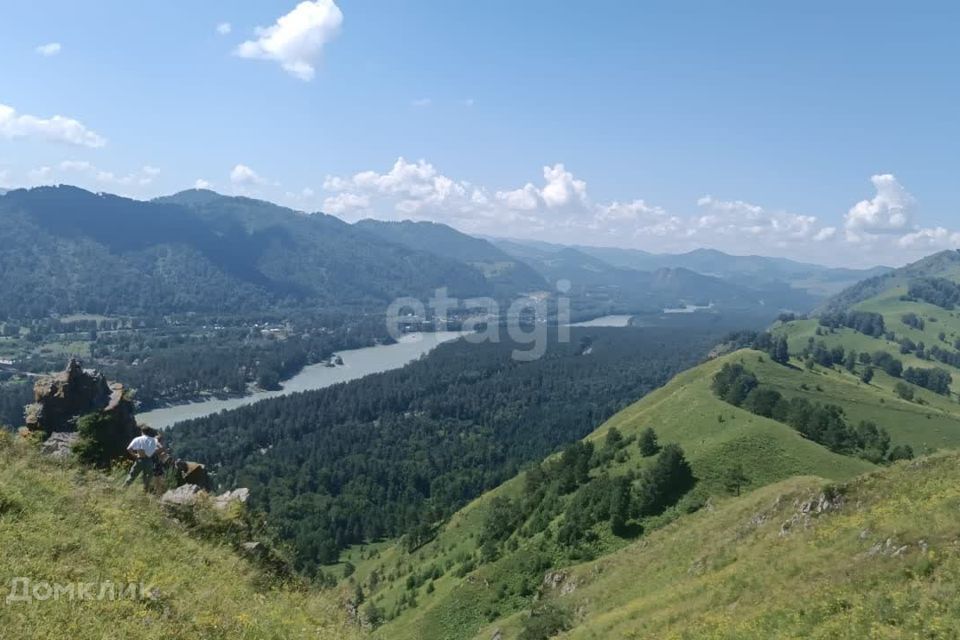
[475,453,960,639]
[0,433,360,640]
[338,251,960,639]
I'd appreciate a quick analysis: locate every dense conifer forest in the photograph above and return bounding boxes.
[170,325,725,574]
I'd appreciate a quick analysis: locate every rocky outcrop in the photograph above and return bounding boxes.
[24,359,140,466]
[542,570,579,595]
[161,484,251,511]
[240,541,265,557]
[40,432,80,460]
[212,488,250,511]
[24,359,119,433]
[161,484,204,507]
[779,488,846,537]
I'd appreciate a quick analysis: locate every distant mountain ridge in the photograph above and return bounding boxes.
[354,219,547,295]
[492,238,890,297]
[0,184,888,320]
[490,237,821,314]
[0,186,488,318]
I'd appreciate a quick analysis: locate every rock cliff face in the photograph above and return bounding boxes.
[24,359,134,435]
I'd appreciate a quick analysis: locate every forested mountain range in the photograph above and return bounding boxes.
[577,245,890,293]
[0,186,488,318]
[0,183,840,420]
[354,219,547,295]
[0,185,886,323]
[493,237,889,298]
[490,238,822,314]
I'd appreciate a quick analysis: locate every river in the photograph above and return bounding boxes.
[663,302,715,314]
[136,331,463,429]
[569,314,633,327]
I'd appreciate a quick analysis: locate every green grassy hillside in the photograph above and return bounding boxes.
[0,433,359,640]
[818,249,960,313]
[341,350,882,640]
[348,331,960,639]
[475,451,960,639]
[749,340,960,451]
[776,249,960,422]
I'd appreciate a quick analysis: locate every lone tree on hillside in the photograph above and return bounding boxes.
[722,463,749,496]
[637,444,695,516]
[844,349,858,372]
[769,336,790,365]
[638,427,660,457]
[894,381,914,401]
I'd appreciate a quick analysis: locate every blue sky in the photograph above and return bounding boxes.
[1,0,959,267]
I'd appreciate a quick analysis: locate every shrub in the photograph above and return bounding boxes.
[73,412,134,469]
[894,382,915,402]
[519,602,572,640]
[638,427,660,457]
[888,444,915,461]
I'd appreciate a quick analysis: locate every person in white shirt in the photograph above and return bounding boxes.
[124,426,164,491]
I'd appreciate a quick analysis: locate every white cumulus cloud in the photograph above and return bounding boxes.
[318,159,957,264]
[897,227,960,250]
[540,164,589,211]
[494,164,590,215]
[323,158,678,241]
[216,22,232,35]
[26,160,159,195]
[596,200,683,237]
[694,195,826,244]
[0,103,106,148]
[195,179,213,189]
[322,191,370,215]
[230,164,265,186]
[35,42,62,57]
[814,227,837,242]
[845,173,915,240]
[495,183,540,211]
[235,0,343,81]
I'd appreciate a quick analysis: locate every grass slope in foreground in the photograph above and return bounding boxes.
[345,350,876,640]
[0,434,359,640]
[480,452,960,639]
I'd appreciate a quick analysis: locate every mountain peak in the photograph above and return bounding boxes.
[155,188,227,206]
